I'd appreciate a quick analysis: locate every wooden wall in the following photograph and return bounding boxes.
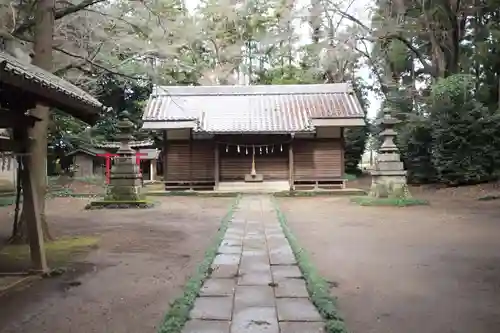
[163,137,344,183]
[220,155,288,181]
[165,140,215,181]
[293,139,343,179]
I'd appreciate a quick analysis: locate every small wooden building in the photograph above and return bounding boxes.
[66,146,107,178]
[142,84,365,191]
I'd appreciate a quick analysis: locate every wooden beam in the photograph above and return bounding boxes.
[289,139,294,190]
[214,142,220,190]
[0,110,41,128]
[0,138,35,152]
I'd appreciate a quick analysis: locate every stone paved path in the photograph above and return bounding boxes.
[182,195,324,333]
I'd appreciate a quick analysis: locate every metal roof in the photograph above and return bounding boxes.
[142,84,364,133]
[0,51,110,124]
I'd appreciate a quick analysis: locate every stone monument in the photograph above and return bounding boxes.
[369,105,410,199]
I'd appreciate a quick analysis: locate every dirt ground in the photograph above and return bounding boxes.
[0,196,232,333]
[278,184,500,333]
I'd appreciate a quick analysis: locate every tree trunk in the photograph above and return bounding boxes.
[17,0,55,242]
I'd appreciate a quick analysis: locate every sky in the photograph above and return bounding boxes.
[183,0,380,119]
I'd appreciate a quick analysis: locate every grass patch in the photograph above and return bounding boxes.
[157,195,240,333]
[147,191,240,198]
[350,196,429,207]
[477,194,500,201]
[274,189,366,197]
[272,198,347,333]
[344,173,357,181]
[0,236,99,266]
[85,200,154,209]
[0,196,17,207]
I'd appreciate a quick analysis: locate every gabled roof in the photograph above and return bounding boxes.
[142,83,365,133]
[94,139,154,149]
[66,146,108,157]
[0,51,110,124]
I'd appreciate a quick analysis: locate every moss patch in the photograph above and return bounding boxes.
[477,194,500,201]
[85,200,154,209]
[0,236,99,267]
[344,173,357,181]
[147,191,240,197]
[350,196,429,207]
[157,195,240,333]
[273,198,347,333]
[274,189,366,197]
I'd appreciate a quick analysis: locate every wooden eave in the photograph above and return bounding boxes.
[0,51,111,125]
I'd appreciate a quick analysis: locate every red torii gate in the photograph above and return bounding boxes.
[98,151,148,184]
[97,152,118,184]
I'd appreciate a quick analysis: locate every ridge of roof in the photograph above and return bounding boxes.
[151,83,353,97]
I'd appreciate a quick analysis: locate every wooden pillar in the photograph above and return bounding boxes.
[18,128,48,273]
[149,160,154,181]
[162,130,167,178]
[340,127,346,188]
[288,138,294,191]
[214,142,220,190]
[340,127,345,177]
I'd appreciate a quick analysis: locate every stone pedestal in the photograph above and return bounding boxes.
[369,107,410,199]
[244,173,264,182]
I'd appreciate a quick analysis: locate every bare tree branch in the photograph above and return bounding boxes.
[14,0,107,36]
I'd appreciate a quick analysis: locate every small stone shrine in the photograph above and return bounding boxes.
[369,105,410,198]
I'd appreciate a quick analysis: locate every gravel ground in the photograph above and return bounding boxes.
[0,196,233,333]
[278,193,500,333]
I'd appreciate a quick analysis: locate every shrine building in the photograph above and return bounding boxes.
[141,84,365,191]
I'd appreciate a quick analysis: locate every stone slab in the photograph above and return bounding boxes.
[266,240,290,251]
[271,265,302,281]
[231,307,279,333]
[211,264,239,278]
[278,322,325,333]
[276,298,322,321]
[266,234,286,240]
[182,320,231,333]
[221,239,243,247]
[213,254,240,265]
[242,240,267,250]
[234,286,275,309]
[191,297,233,320]
[240,256,270,268]
[269,247,294,257]
[200,278,236,297]
[238,272,273,286]
[242,250,267,257]
[274,278,309,298]
[270,253,297,265]
[239,261,271,275]
[218,245,242,254]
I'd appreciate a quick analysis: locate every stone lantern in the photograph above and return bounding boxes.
[369,105,410,198]
[104,111,144,201]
